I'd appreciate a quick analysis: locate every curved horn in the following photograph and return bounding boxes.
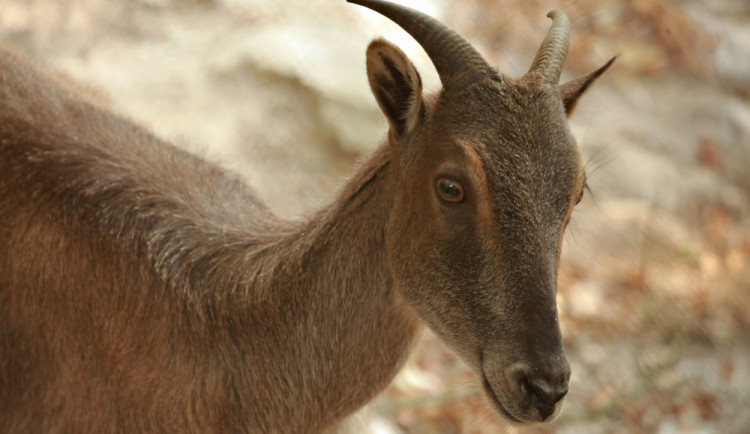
[528,10,570,84]
[348,0,493,92]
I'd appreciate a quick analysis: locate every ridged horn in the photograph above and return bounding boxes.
[528,10,571,84]
[348,0,493,92]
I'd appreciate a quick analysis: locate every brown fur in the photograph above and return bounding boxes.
[0,6,613,433]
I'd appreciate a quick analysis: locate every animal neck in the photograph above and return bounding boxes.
[211,145,422,431]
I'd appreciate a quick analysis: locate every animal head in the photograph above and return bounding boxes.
[349,0,614,424]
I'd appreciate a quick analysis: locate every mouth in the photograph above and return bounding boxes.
[481,377,524,424]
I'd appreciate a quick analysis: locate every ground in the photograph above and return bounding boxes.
[1,0,748,432]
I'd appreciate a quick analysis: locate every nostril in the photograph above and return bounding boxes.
[554,389,568,405]
[525,379,567,413]
[553,386,568,403]
[505,362,569,411]
[526,379,550,402]
[504,361,569,420]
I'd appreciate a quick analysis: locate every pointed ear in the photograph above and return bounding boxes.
[560,56,616,116]
[366,39,425,139]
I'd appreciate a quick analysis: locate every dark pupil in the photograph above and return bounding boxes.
[440,181,460,198]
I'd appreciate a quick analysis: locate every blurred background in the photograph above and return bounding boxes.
[1,0,748,432]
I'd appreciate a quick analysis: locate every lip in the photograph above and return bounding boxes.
[481,376,524,424]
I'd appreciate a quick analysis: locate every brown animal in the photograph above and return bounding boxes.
[0,0,614,432]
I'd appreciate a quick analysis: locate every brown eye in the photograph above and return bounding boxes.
[436,178,465,203]
[576,189,584,205]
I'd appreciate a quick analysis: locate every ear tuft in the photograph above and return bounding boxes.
[366,39,424,139]
[559,56,616,116]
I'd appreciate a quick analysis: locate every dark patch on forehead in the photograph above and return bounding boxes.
[435,79,565,140]
[429,77,580,184]
[439,81,582,223]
